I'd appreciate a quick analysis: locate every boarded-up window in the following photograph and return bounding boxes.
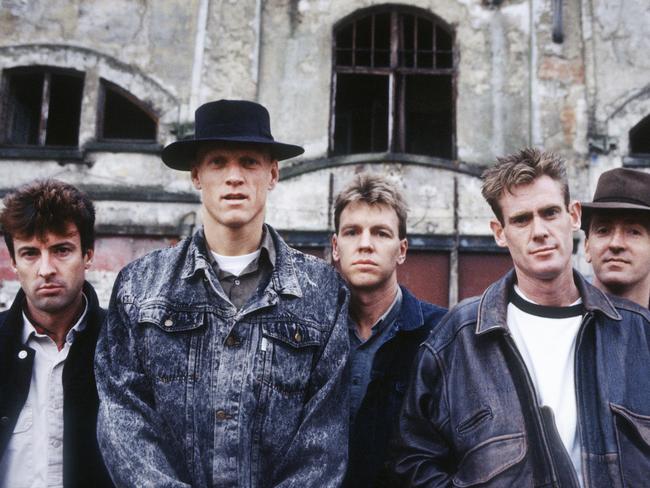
[2,67,84,147]
[331,6,455,158]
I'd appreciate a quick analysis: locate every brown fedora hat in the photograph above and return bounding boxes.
[581,167,650,230]
[161,100,304,171]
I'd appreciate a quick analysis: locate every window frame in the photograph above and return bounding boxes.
[329,5,457,159]
[96,78,159,144]
[0,65,85,148]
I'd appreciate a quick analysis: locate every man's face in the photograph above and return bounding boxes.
[191,144,279,233]
[11,223,91,318]
[332,202,407,292]
[490,175,580,284]
[585,212,650,295]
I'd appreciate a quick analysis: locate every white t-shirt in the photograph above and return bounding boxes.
[507,285,584,487]
[211,249,261,276]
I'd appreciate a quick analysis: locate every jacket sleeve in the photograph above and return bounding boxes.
[94,271,191,488]
[393,345,455,487]
[272,283,350,488]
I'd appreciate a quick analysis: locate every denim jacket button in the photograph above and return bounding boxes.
[18,350,28,359]
[294,331,302,342]
[225,335,238,347]
[215,410,229,421]
[164,319,173,327]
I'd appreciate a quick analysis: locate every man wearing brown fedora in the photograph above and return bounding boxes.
[95,100,350,487]
[582,168,650,308]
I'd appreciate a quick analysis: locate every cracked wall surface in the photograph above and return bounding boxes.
[0,0,649,305]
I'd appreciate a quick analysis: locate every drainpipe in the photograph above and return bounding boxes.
[529,0,542,147]
[253,0,263,99]
[187,0,210,120]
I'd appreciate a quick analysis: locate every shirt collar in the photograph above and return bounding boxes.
[349,287,403,337]
[22,293,89,345]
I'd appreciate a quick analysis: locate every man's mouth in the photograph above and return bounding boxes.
[223,194,247,201]
[37,284,64,294]
[353,259,377,266]
[530,246,555,255]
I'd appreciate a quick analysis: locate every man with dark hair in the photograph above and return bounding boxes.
[95,100,349,487]
[395,148,650,487]
[0,179,112,488]
[332,173,446,487]
[581,168,650,307]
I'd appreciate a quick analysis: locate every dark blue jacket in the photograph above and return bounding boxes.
[346,286,446,487]
[395,269,650,487]
[95,225,350,488]
[0,282,113,488]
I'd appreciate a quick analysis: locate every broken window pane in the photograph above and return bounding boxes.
[100,82,157,141]
[333,74,388,155]
[630,115,650,155]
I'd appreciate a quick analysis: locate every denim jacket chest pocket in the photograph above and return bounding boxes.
[137,302,207,386]
[259,320,323,396]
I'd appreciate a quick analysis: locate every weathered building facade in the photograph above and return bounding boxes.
[0,0,648,308]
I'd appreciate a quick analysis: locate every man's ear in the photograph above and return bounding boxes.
[490,218,508,248]
[569,200,582,231]
[331,233,340,263]
[84,248,94,269]
[397,238,408,265]
[584,237,592,263]
[191,165,201,190]
[268,160,279,191]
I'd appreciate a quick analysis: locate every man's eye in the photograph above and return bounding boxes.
[594,226,609,235]
[543,208,559,218]
[55,247,72,256]
[512,216,528,225]
[342,229,357,236]
[242,158,259,167]
[20,250,38,258]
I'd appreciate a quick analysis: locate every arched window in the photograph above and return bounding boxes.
[1,66,84,147]
[630,115,650,156]
[98,79,157,141]
[331,6,455,158]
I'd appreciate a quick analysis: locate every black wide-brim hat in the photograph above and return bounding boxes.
[162,100,304,170]
[580,167,650,230]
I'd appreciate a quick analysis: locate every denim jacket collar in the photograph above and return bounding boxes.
[180,225,303,298]
[475,268,622,335]
[395,286,426,332]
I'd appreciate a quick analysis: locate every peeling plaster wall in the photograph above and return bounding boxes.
[0,0,648,305]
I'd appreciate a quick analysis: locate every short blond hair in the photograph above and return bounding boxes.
[481,148,569,224]
[334,173,408,239]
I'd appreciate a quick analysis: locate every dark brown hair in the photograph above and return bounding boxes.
[1,179,95,259]
[334,173,408,239]
[481,148,570,225]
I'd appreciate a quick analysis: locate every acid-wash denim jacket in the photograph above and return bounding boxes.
[395,269,650,488]
[95,225,350,488]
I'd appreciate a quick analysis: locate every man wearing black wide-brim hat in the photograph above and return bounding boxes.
[95,100,350,487]
[582,167,650,307]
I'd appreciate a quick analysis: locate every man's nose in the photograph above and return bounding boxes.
[531,216,549,239]
[358,230,373,250]
[38,253,56,278]
[225,163,244,185]
[608,227,626,250]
